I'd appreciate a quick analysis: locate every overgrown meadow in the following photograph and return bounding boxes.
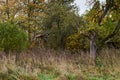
[0,0,120,80]
[0,48,120,80]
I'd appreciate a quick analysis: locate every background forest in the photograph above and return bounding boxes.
[0,0,120,80]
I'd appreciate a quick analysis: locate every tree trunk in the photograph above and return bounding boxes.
[90,35,97,65]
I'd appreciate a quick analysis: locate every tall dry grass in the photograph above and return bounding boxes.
[0,48,120,80]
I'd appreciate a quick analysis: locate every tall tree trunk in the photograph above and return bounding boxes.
[90,34,97,65]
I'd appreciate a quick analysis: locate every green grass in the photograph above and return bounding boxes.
[37,73,55,80]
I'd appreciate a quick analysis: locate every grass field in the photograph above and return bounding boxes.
[0,49,120,80]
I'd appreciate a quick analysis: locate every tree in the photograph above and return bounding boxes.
[0,0,46,47]
[13,0,45,44]
[78,1,102,63]
[0,22,27,53]
[41,0,81,49]
[80,0,120,64]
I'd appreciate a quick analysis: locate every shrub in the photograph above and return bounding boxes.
[0,22,28,53]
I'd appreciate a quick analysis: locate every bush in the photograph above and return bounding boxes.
[0,22,28,52]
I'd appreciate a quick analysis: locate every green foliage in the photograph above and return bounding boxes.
[0,22,28,52]
[97,17,115,38]
[42,1,81,49]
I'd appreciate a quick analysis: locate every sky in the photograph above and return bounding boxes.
[74,0,105,15]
